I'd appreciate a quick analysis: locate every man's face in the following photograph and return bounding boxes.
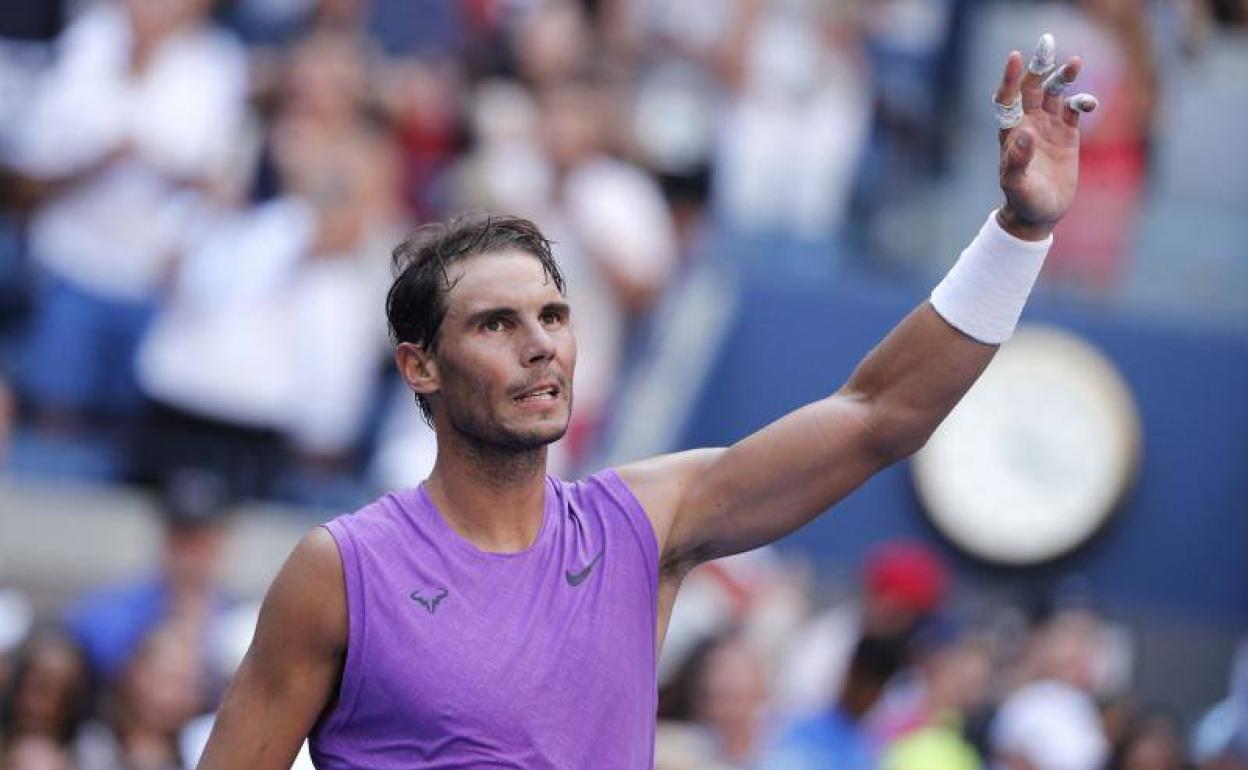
[422,251,575,451]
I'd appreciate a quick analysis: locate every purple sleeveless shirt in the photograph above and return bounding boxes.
[308,470,659,769]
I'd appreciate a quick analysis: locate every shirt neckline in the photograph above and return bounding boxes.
[413,478,556,560]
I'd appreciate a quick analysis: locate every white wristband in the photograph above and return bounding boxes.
[930,209,1052,344]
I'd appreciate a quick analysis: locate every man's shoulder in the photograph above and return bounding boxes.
[333,487,419,523]
[322,487,423,550]
[553,468,645,513]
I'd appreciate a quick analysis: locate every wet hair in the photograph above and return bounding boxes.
[385,214,565,426]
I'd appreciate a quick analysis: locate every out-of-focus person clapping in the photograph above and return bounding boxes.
[130,29,401,495]
[5,0,248,434]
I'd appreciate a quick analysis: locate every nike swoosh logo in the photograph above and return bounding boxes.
[565,550,603,587]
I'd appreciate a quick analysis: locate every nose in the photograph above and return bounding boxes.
[521,320,556,366]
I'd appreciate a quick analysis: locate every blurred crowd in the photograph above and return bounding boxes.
[2,517,1247,770]
[0,0,1244,506]
[651,541,1248,770]
[0,0,1246,768]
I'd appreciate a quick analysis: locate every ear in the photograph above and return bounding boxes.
[395,342,439,397]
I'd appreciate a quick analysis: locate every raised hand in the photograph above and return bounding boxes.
[992,33,1097,240]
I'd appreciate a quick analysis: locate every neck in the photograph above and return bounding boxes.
[424,429,548,554]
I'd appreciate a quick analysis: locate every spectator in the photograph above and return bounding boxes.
[376,55,463,222]
[63,472,235,685]
[1195,701,1248,770]
[761,633,907,770]
[656,630,770,769]
[533,79,679,467]
[603,0,757,247]
[712,0,872,241]
[3,734,73,770]
[855,0,966,229]
[876,628,991,770]
[131,30,400,495]
[512,0,595,91]
[990,679,1109,770]
[775,539,950,718]
[988,608,1114,770]
[451,78,549,218]
[1041,0,1158,292]
[74,625,202,770]
[1193,638,1248,770]
[0,629,92,763]
[7,0,248,431]
[7,0,248,432]
[1108,709,1187,770]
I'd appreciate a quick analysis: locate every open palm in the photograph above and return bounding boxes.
[994,37,1097,233]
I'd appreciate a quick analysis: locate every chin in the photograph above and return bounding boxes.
[504,420,569,451]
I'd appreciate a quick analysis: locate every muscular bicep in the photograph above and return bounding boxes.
[624,303,996,573]
[197,528,348,770]
[622,393,888,573]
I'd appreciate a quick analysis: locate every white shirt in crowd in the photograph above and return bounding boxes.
[991,680,1109,770]
[714,3,872,239]
[137,198,385,456]
[9,3,247,300]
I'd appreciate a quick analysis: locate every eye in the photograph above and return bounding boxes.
[541,309,565,326]
[483,317,507,332]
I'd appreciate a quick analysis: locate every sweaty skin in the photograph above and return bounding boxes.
[198,37,1094,770]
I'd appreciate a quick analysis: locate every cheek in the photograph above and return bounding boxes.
[440,346,508,406]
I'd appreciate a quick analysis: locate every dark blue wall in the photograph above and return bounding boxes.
[680,270,1248,627]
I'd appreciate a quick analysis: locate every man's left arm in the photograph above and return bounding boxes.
[620,36,1099,573]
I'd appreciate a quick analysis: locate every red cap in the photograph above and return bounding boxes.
[864,540,949,613]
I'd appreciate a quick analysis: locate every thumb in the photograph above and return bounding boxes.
[1002,129,1035,185]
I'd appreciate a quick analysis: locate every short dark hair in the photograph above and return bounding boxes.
[386,214,566,425]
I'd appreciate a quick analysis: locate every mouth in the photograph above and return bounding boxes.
[513,381,562,406]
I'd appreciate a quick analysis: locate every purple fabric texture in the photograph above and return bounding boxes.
[309,470,659,769]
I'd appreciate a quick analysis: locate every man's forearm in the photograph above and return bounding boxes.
[842,209,1052,460]
[840,303,997,461]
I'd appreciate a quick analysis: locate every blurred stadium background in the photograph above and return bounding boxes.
[0,0,1245,768]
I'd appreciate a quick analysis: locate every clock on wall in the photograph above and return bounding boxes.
[911,325,1143,566]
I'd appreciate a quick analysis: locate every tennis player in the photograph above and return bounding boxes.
[198,34,1096,769]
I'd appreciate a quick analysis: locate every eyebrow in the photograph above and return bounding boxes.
[543,301,571,318]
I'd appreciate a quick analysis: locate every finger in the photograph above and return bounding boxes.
[994,51,1025,142]
[1042,56,1082,115]
[1001,128,1035,186]
[1062,92,1098,127]
[1022,32,1056,112]
[995,50,1025,105]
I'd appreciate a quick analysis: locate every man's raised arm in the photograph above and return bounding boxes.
[620,35,1099,573]
[197,529,348,770]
